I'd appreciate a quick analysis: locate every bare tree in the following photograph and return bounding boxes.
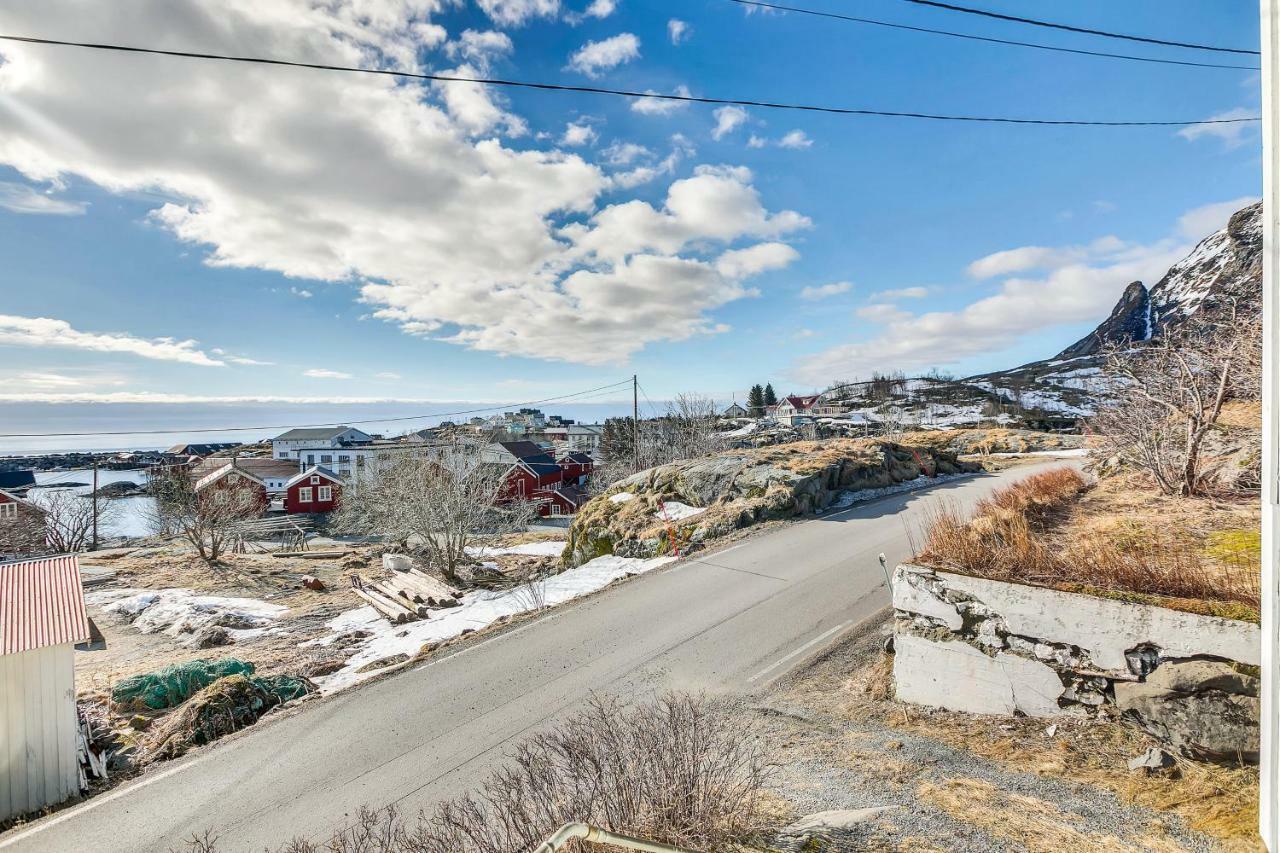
[591,393,730,489]
[334,453,538,586]
[148,467,263,562]
[1094,310,1261,496]
[40,488,118,552]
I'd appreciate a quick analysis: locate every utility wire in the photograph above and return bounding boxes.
[891,0,1260,56]
[0,34,1261,127]
[0,379,635,439]
[725,0,1259,71]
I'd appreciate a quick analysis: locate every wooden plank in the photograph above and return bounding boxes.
[350,587,410,624]
[369,582,430,618]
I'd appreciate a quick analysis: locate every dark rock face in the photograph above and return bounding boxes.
[1055,281,1150,360]
[1149,200,1262,333]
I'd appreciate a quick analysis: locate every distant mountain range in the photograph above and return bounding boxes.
[825,202,1262,426]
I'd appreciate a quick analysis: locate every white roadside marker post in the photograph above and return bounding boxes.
[1261,0,1279,847]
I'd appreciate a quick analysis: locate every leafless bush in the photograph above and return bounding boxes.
[334,453,538,586]
[148,467,262,563]
[1093,310,1261,497]
[41,488,119,552]
[186,694,770,853]
[592,393,730,489]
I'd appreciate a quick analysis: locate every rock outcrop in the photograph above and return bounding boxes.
[564,440,977,566]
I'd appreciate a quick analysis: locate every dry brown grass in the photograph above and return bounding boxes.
[916,466,1260,618]
[916,777,1182,852]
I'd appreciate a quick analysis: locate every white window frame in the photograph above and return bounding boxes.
[0,502,16,520]
[317,485,332,502]
[310,475,320,484]
[297,487,313,503]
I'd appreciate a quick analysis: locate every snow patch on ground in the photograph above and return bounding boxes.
[608,492,636,504]
[656,502,705,521]
[985,448,1089,458]
[314,553,676,693]
[827,472,975,511]
[466,541,567,558]
[86,588,288,645]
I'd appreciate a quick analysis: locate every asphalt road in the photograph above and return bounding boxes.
[1,461,1065,853]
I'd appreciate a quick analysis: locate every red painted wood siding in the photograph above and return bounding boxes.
[286,475,341,514]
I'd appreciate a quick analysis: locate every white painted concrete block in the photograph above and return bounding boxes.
[891,567,962,630]
[893,634,1065,717]
[930,569,1260,671]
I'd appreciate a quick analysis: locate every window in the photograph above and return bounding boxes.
[310,476,320,484]
[298,487,313,503]
[550,504,562,516]
[307,454,315,464]
[338,454,350,463]
[318,485,332,502]
[321,455,332,464]
[0,503,16,520]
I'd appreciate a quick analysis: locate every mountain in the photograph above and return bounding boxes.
[819,202,1262,427]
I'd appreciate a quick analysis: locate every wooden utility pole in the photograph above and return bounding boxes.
[632,374,640,473]
[91,455,99,551]
[1261,0,1279,846]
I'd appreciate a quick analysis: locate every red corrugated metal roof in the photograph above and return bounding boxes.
[0,554,90,656]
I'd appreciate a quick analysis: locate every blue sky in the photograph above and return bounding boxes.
[0,0,1263,450]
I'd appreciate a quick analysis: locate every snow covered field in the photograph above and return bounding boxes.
[311,553,674,692]
[86,587,289,645]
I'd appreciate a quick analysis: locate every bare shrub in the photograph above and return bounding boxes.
[189,694,770,853]
[148,467,262,563]
[593,393,730,489]
[915,467,1259,612]
[334,452,539,585]
[1093,309,1261,497]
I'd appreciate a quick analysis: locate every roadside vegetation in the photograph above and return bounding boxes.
[175,694,775,853]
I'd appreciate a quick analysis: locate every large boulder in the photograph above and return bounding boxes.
[1115,659,1260,763]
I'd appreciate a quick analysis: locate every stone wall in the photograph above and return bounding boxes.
[891,564,1261,763]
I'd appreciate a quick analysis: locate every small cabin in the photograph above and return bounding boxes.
[284,467,343,514]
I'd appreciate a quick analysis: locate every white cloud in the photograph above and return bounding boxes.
[668,19,690,44]
[209,347,273,366]
[602,142,650,165]
[0,181,86,215]
[478,0,559,27]
[375,371,402,380]
[0,314,225,365]
[560,121,598,146]
[14,372,84,388]
[793,328,816,339]
[583,0,617,18]
[1176,196,1259,240]
[0,2,804,368]
[747,135,767,149]
[303,368,353,379]
[446,30,514,67]
[630,85,692,115]
[872,286,928,300]
[290,287,313,298]
[603,136,691,190]
[792,212,1210,383]
[800,281,852,300]
[712,106,748,140]
[568,33,641,77]
[777,130,812,149]
[715,242,799,278]
[1176,107,1259,149]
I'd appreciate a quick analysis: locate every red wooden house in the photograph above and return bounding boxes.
[0,488,48,558]
[193,462,270,514]
[284,467,343,514]
[558,451,594,486]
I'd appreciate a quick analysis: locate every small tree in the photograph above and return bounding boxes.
[334,453,537,585]
[1094,309,1261,496]
[40,488,118,552]
[762,383,778,408]
[746,384,765,418]
[149,467,263,562]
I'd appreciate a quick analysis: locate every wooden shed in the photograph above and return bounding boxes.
[0,554,91,822]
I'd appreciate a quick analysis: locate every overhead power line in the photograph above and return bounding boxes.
[0,379,635,439]
[0,34,1261,127]
[892,0,1260,56]
[725,0,1259,71]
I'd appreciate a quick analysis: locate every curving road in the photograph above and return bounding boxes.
[0,461,1067,853]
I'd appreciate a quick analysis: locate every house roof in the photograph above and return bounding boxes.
[273,426,361,442]
[0,471,36,490]
[550,483,587,507]
[194,463,268,492]
[561,451,593,464]
[1,554,91,656]
[782,395,821,411]
[0,488,37,508]
[285,466,344,489]
[193,457,299,481]
[165,442,239,457]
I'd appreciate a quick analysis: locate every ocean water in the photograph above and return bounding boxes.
[30,468,155,539]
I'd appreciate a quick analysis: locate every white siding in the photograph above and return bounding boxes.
[0,644,79,822]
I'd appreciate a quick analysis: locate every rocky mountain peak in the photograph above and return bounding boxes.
[1055,280,1151,360]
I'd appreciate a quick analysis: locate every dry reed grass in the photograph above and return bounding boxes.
[915,467,1260,617]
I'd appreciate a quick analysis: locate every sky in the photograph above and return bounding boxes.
[0,0,1264,451]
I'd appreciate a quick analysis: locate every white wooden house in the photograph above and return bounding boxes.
[0,554,91,822]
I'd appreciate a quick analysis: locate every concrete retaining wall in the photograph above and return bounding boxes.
[891,564,1261,762]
